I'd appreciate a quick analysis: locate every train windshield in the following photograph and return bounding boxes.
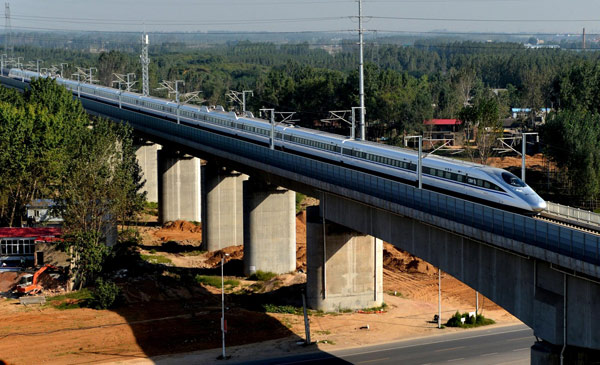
[501,172,526,187]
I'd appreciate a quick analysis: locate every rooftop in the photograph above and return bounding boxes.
[0,227,62,239]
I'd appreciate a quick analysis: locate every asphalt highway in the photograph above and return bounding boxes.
[237,324,534,365]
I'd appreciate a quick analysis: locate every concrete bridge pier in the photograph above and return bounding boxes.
[243,178,296,276]
[306,206,383,312]
[134,141,160,203]
[157,149,201,224]
[201,163,246,251]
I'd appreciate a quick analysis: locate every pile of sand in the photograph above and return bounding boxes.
[383,243,435,275]
[204,245,243,267]
[0,272,20,292]
[153,220,203,243]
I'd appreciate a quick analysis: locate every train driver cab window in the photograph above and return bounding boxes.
[501,172,526,187]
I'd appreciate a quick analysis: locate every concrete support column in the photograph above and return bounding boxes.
[243,178,296,276]
[135,142,160,203]
[157,149,201,224]
[201,163,245,251]
[306,206,383,312]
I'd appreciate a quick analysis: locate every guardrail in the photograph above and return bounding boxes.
[546,202,600,227]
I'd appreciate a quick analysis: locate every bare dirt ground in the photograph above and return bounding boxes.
[0,215,519,364]
[487,153,548,170]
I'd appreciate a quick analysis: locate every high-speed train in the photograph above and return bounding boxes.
[8,68,547,214]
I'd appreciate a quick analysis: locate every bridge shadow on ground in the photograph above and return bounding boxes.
[83,238,348,363]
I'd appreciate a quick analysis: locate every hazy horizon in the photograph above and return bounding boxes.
[4,0,600,36]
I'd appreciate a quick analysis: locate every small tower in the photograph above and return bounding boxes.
[141,33,150,96]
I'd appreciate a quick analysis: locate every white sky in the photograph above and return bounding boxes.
[6,0,600,35]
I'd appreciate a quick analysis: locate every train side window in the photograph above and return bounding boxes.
[457,174,464,182]
[477,179,484,187]
[437,169,444,178]
[445,171,452,179]
[467,177,475,185]
[483,181,491,189]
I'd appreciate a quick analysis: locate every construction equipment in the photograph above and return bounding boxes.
[16,265,57,295]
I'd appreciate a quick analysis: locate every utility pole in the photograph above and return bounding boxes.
[141,33,150,96]
[261,108,276,150]
[113,72,137,92]
[405,135,423,189]
[4,2,12,59]
[438,269,442,329]
[521,132,538,183]
[60,63,68,78]
[157,80,185,123]
[357,0,366,140]
[227,90,253,114]
[36,59,42,74]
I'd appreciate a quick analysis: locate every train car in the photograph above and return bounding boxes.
[7,68,546,213]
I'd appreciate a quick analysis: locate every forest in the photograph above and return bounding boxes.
[8,39,600,204]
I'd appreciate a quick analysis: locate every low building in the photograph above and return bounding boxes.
[0,227,69,268]
[423,119,462,145]
[26,199,63,227]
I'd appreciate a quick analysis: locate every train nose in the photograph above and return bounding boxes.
[532,199,547,212]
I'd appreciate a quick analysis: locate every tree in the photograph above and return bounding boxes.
[56,119,146,287]
[543,110,600,200]
[459,92,501,165]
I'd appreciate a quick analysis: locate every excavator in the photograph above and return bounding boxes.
[16,265,58,295]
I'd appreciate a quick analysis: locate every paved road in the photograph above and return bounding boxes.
[237,324,533,365]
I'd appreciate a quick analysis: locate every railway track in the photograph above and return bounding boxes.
[535,212,600,236]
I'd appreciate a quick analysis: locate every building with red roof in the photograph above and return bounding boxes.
[423,119,463,145]
[0,227,63,268]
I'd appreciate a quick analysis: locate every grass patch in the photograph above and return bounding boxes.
[445,311,495,328]
[263,304,304,315]
[248,270,278,281]
[140,254,172,265]
[195,275,239,289]
[46,289,92,310]
[296,193,306,214]
[315,330,331,335]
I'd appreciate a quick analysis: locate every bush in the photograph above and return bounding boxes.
[195,275,239,288]
[263,304,303,315]
[248,270,277,281]
[90,279,120,309]
[445,311,495,328]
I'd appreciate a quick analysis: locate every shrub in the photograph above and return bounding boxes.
[445,311,495,328]
[195,275,239,288]
[248,270,277,281]
[263,304,303,315]
[90,279,120,309]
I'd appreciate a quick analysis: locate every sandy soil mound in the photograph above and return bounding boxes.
[0,272,20,292]
[383,243,435,275]
[153,220,203,244]
[488,153,548,170]
[204,245,243,267]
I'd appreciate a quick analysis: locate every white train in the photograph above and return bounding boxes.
[9,68,547,214]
